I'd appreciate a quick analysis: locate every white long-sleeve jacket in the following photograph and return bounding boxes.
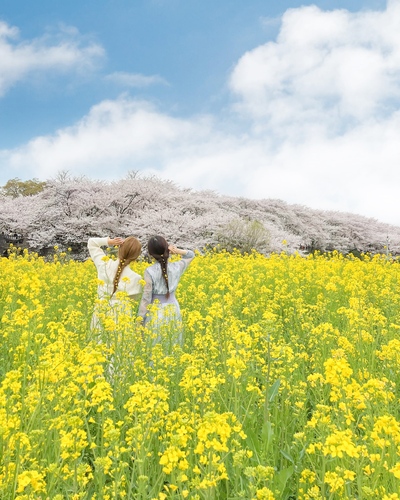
[87,237,142,301]
[137,250,195,319]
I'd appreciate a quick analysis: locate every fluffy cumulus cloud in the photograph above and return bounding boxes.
[230,0,400,126]
[226,0,400,223]
[2,97,208,177]
[0,20,104,96]
[2,1,400,225]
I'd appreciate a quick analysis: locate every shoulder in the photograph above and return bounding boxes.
[145,263,160,278]
[105,259,119,272]
[128,269,142,280]
[145,263,156,273]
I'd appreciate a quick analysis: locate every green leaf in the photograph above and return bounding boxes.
[267,378,281,403]
[261,421,274,453]
[274,465,294,491]
[245,428,262,458]
[280,449,295,464]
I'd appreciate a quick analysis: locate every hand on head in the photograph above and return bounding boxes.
[168,244,178,254]
[108,237,125,246]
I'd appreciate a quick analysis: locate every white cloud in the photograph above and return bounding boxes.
[2,1,400,227]
[230,1,400,127]
[1,97,208,178]
[0,20,104,96]
[260,16,282,29]
[105,71,168,87]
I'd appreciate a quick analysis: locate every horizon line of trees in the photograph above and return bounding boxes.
[1,172,399,259]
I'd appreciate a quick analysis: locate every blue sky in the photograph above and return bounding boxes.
[1,0,399,225]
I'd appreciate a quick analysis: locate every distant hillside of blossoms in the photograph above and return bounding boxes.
[0,173,399,258]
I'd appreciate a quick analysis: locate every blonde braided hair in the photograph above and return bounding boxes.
[112,237,142,296]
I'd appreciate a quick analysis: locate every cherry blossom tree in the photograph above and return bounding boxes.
[1,173,399,258]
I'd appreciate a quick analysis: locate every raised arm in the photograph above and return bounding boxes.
[87,237,124,268]
[138,269,153,322]
[169,245,195,273]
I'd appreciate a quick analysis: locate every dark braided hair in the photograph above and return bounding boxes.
[148,235,170,298]
[112,236,142,296]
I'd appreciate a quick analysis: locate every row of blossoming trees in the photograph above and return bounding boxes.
[0,173,399,258]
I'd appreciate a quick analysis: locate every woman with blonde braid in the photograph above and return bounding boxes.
[138,235,195,345]
[88,236,142,329]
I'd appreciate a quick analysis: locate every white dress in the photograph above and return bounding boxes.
[88,237,142,330]
[138,250,195,345]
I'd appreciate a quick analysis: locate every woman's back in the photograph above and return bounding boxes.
[145,254,193,294]
[138,247,194,323]
[88,237,142,300]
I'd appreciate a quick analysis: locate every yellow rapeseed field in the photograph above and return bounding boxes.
[1,247,400,499]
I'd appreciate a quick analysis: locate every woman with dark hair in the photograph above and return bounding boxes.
[88,236,142,328]
[138,235,195,337]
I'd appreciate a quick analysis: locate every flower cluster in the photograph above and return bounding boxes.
[1,249,400,498]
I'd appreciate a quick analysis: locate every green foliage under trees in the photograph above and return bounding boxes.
[1,178,46,198]
[217,218,271,254]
